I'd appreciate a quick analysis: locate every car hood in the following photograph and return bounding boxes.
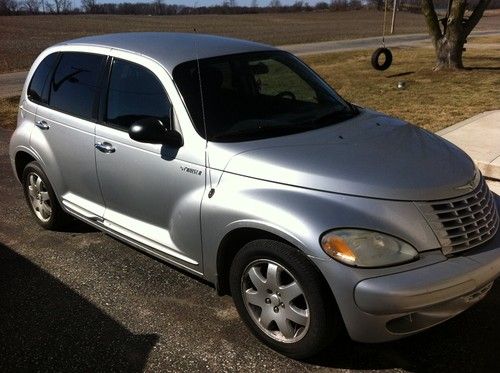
[212,110,476,201]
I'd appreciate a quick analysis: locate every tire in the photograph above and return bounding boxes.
[22,161,68,230]
[229,239,340,359]
[371,47,393,71]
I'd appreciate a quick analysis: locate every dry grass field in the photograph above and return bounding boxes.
[1,9,499,73]
[305,46,500,132]
[0,10,429,73]
[0,96,18,129]
[1,43,499,132]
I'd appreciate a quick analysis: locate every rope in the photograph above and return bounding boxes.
[382,0,388,47]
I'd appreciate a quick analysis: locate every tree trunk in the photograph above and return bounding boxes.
[434,33,466,70]
[421,0,492,70]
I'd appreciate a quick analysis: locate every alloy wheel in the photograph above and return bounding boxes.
[241,259,310,343]
[27,172,52,222]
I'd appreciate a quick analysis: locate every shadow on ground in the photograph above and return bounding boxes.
[465,66,500,71]
[307,282,500,372]
[0,242,158,371]
[386,71,415,78]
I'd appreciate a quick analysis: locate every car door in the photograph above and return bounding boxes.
[30,51,107,219]
[94,57,205,272]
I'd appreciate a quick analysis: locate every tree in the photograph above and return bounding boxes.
[421,0,492,70]
[23,0,40,13]
[222,0,236,6]
[50,0,71,13]
[0,0,18,14]
[153,0,165,14]
[81,0,96,13]
[250,0,258,7]
[269,0,281,7]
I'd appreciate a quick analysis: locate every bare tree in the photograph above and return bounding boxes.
[269,0,281,7]
[251,0,258,7]
[81,0,96,13]
[153,0,164,14]
[50,0,71,13]
[0,0,19,14]
[23,0,40,13]
[422,0,492,70]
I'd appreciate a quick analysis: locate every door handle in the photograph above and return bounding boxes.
[95,142,116,154]
[35,120,50,130]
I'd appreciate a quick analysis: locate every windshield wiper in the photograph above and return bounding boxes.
[306,107,358,127]
[211,123,304,141]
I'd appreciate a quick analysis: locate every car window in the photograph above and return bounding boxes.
[27,52,59,104]
[105,59,171,131]
[173,51,353,142]
[250,58,317,103]
[48,52,105,120]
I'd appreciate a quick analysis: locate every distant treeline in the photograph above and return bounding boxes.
[1,0,500,16]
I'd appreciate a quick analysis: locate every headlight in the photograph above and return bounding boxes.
[320,229,418,267]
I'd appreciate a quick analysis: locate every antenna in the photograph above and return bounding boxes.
[193,28,215,198]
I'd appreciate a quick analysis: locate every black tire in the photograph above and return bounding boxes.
[22,161,68,230]
[229,239,340,359]
[371,47,393,71]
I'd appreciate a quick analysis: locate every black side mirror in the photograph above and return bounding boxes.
[129,118,183,147]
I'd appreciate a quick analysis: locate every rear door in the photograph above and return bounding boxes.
[94,57,205,272]
[30,51,107,219]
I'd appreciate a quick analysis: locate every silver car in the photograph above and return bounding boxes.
[9,33,500,359]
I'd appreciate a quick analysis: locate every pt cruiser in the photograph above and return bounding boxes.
[9,33,500,358]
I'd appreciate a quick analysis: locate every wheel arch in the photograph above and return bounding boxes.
[215,226,335,305]
[14,150,37,182]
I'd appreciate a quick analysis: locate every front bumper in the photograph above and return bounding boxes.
[311,199,500,343]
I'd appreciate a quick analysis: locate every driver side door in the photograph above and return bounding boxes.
[94,57,205,272]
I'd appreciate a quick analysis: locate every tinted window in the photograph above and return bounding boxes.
[28,53,59,103]
[105,59,171,130]
[48,52,105,120]
[173,51,353,142]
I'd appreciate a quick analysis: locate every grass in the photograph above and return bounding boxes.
[468,35,500,44]
[304,47,500,132]
[0,96,18,130]
[1,46,499,132]
[0,10,432,73]
[1,9,499,74]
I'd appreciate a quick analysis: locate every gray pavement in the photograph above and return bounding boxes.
[283,30,500,56]
[1,30,499,98]
[438,111,500,182]
[1,127,500,371]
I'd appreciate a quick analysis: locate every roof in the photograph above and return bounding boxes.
[60,32,275,73]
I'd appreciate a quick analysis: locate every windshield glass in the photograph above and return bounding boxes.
[173,51,357,142]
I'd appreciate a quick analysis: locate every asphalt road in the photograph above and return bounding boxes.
[1,30,499,99]
[1,127,499,372]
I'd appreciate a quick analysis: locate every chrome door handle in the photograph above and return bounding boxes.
[35,120,50,130]
[95,142,116,154]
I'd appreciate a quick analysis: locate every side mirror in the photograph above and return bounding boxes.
[129,118,183,147]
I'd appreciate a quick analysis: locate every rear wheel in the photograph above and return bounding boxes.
[22,161,68,230]
[229,239,339,359]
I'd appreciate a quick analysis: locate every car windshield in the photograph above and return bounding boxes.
[173,51,357,142]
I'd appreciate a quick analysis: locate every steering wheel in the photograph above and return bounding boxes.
[275,91,296,100]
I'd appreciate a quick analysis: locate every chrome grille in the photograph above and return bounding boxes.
[417,178,499,255]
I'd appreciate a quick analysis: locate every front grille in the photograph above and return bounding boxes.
[417,177,499,255]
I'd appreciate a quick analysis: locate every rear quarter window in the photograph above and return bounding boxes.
[27,53,60,104]
[48,52,106,120]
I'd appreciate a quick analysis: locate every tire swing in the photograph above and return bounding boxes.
[371,0,393,71]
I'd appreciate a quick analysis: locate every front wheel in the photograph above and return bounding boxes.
[229,239,339,359]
